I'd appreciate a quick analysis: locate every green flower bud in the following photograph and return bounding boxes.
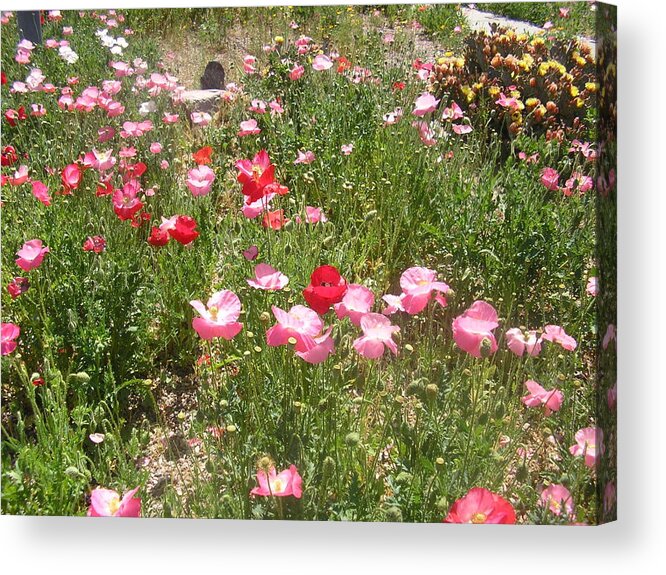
[345,432,360,447]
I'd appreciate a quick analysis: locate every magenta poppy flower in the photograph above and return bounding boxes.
[238,119,260,136]
[443,487,516,524]
[87,487,141,517]
[7,277,30,299]
[112,179,143,221]
[353,313,400,359]
[190,290,243,341]
[521,380,564,416]
[334,284,374,326]
[31,181,52,206]
[186,165,216,196]
[16,239,49,271]
[541,325,577,351]
[243,245,259,261]
[505,328,542,357]
[539,484,574,517]
[452,301,499,358]
[541,167,560,191]
[399,266,450,315]
[266,305,334,364]
[250,465,302,498]
[569,426,604,467]
[412,92,439,116]
[83,236,107,254]
[1,323,20,355]
[247,263,289,291]
[312,54,333,71]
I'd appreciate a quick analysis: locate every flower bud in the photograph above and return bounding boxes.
[345,432,360,447]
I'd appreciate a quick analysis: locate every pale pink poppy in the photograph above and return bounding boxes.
[541,167,560,191]
[186,165,216,197]
[559,7,570,18]
[248,99,267,114]
[241,192,276,219]
[160,160,170,170]
[266,305,334,364]
[250,465,302,498]
[586,276,598,296]
[289,65,305,80]
[442,101,463,121]
[334,284,375,326]
[541,325,577,351]
[505,328,542,357]
[294,150,316,165]
[340,143,354,155]
[602,323,616,350]
[304,206,327,224]
[1,323,20,355]
[247,263,289,291]
[86,149,117,171]
[412,92,439,116]
[543,21,554,30]
[87,487,141,517]
[191,111,212,127]
[238,119,261,136]
[521,380,564,416]
[190,290,243,340]
[353,313,399,358]
[495,93,521,110]
[89,433,105,444]
[539,484,574,517]
[312,54,333,71]
[383,107,403,125]
[269,100,284,115]
[31,181,51,206]
[452,301,499,358]
[163,112,179,124]
[243,55,257,74]
[16,239,49,271]
[399,267,450,314]
[452,123,473,135]
[569,426,604,467]
[412,121,437,146]
[30,103,46,117]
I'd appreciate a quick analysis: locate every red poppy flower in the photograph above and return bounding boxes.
[1,71,7,85]
[5,107,27,127]
[147,226,170,247]
[303,265,348,315]
[96,175,114,197]
[2,145,18,166]
[192,146,213,165]
[262,209,288,230]
[82,235,107,254]
[7,277,30,299]
[443,487,516,524]
[392,81,406,91]
[337,56,352,73]
[264,182,289,196]
[32,377,45,387]
[168,215,199,245]
[121,161,147,181]
[235,149,276,203]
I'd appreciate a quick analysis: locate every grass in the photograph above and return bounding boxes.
[1,4,615,524]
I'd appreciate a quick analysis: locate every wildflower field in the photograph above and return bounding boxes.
[1,3,616,524]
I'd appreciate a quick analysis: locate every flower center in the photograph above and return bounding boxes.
[108,496,120,515]
[251,164,263,182]
[270,478,284,493]
[470,512,487,524]
[209,305,219,321]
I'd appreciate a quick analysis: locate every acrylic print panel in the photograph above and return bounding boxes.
[0,2,616,524]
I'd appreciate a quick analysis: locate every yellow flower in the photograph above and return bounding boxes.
[585,82,599,93]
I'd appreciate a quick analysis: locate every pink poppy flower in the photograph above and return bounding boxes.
[452,123,473,135]
[602,323,616,350]
[586,276,598,296]
[242,192,276,219]
[495,93,521,110]
[353,313,399,359]
[505,328,542,356]
[238,119,261,136]
[243,245,259,261]
[269,100,284,115]
[521,380,564,416]
[569,426,604,467]
[559,7,570,18]
[83,236,106,254]
[16,239,49,271]
[443,487,516,524]
[442,101,464,121]
[248,99,267,114]
[543,21,554,30]
[149,142,162,154]
[98,126,116,143]
[186,165,216,197]
[607,382,617,410]
[190,290,243,340]
[190,112,212,127]
[289,65,305,80]
[541,325,577,351]
[8,164,29,186]
[87,148,117,171]
[30,104,46,117]
[266,305,334,364]
[294,150,315,165]
[7,277,30,299]
[398,266,450,315]
[163,112,179,124]
[304,206,327,224]
[452,301,499,358]
[412,121,437,146]
[312,54,333,71]
[250,465,302,498]
[160,160,170,170]
[247,263,289,291]
[340,143,354,155]
[112,180,143,221]
[383,107,403,125]
[412,92,439,116]
[1,323,20,355]
[539,484,574,517]
[87,487,141,517]
[243,55,257,74]
[31,181,51,206]
[541,167,560,191]
[334,284,375,326]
